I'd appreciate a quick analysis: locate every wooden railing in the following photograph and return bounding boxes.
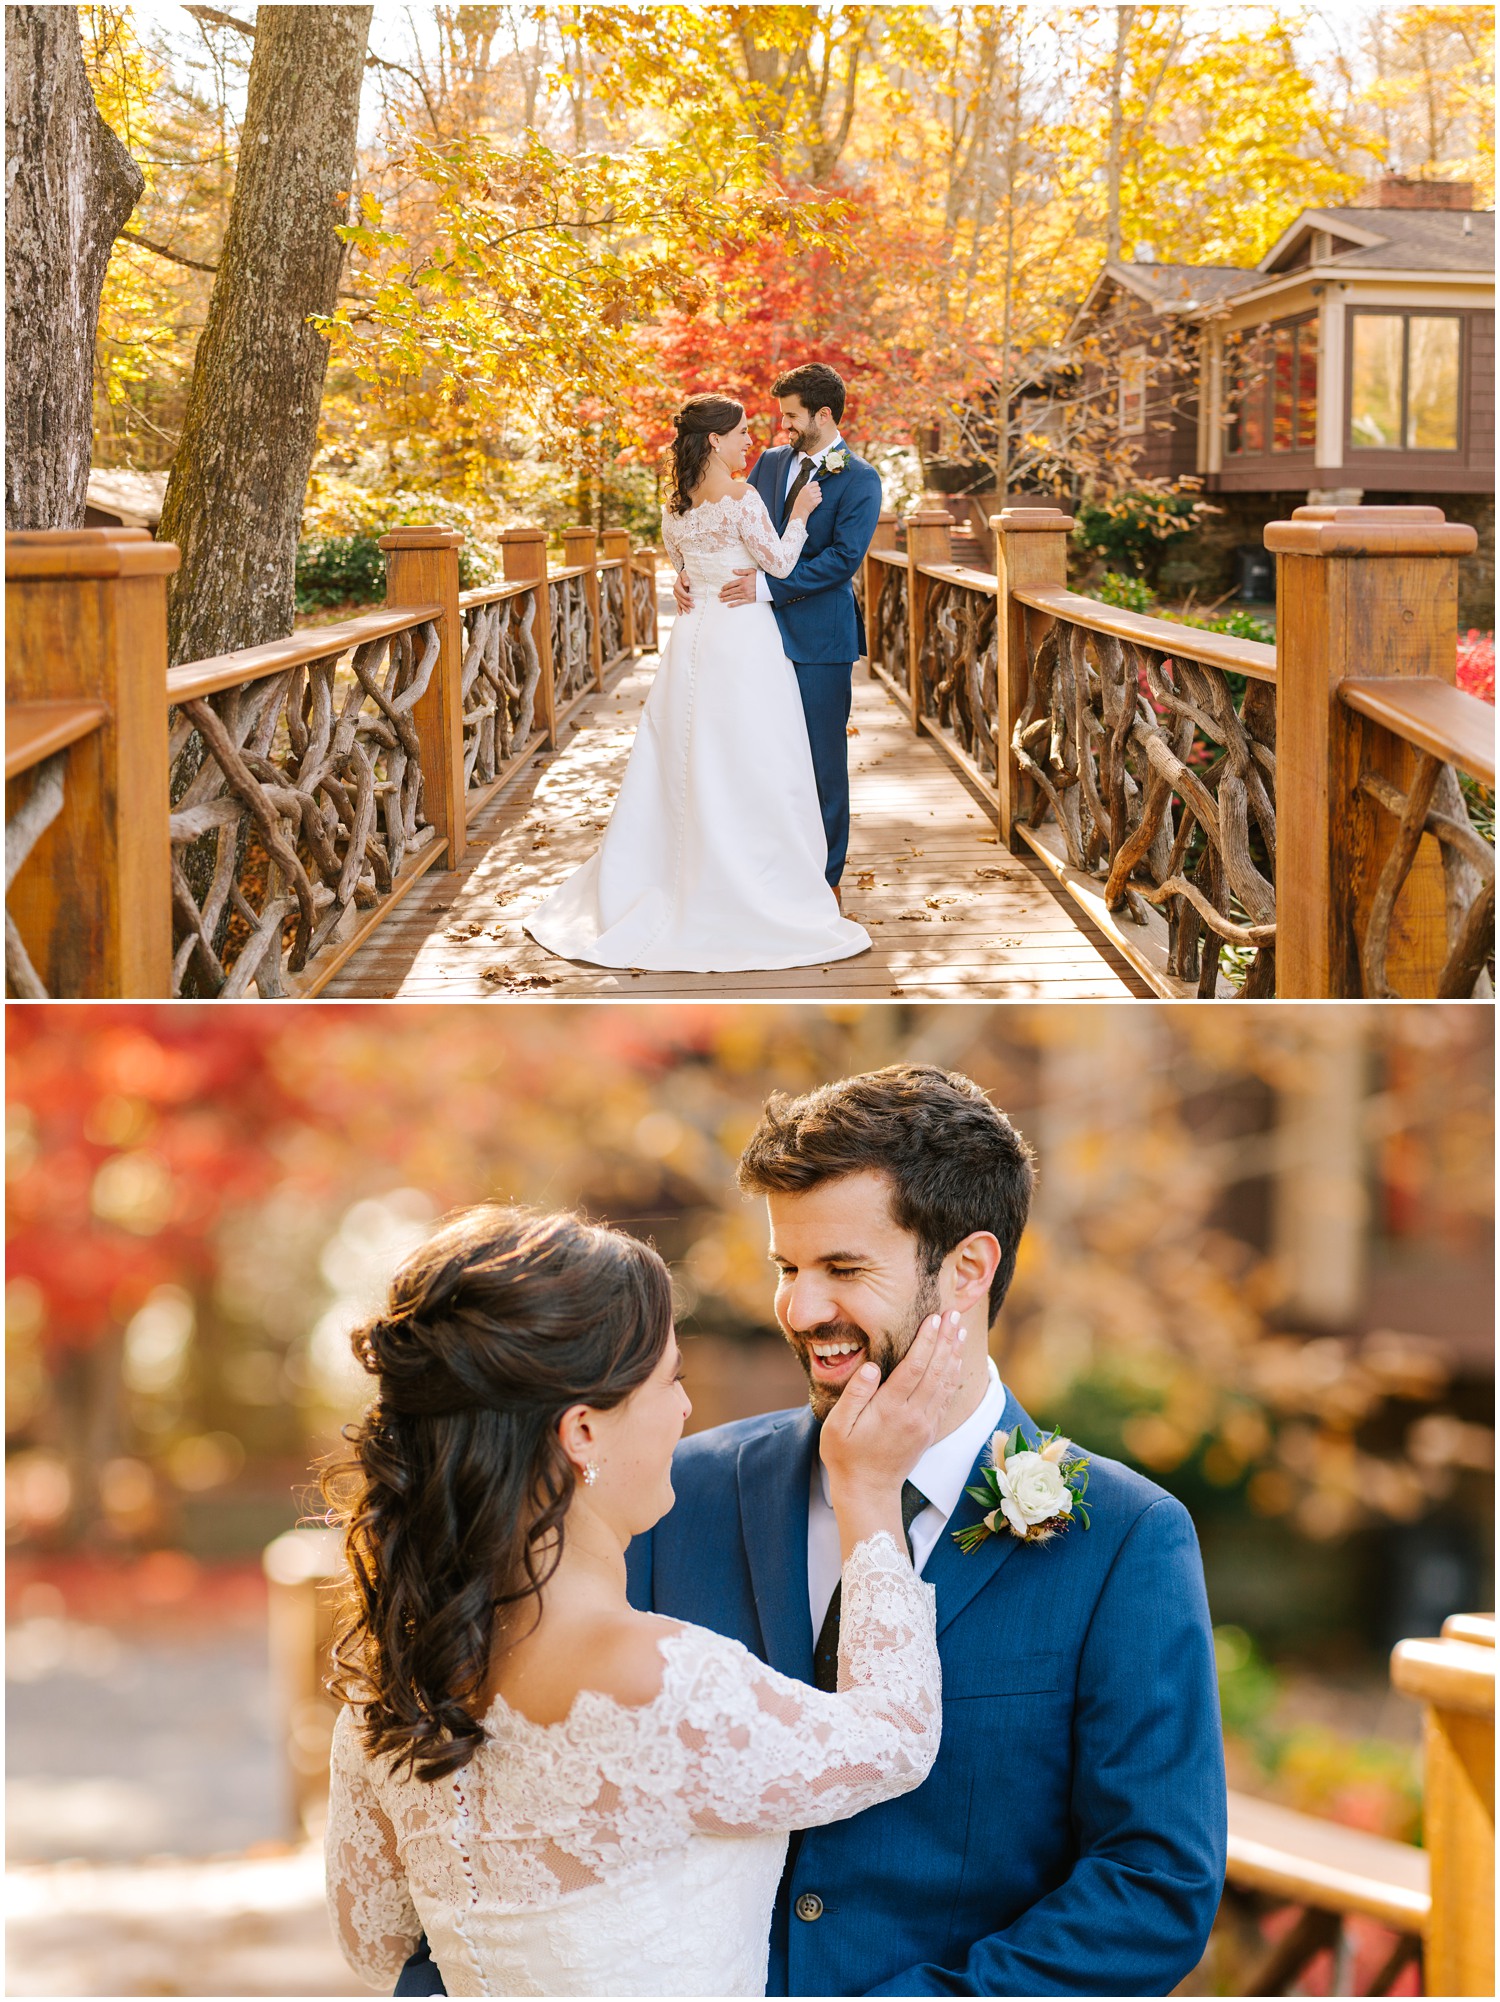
[5,521,659,998]
[863,501,1494,1000]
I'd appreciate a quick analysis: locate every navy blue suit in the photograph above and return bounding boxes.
[628,1392,1227,1997]
[746,444,883,886]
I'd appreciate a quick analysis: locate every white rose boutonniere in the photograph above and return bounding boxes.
[820,445,849,476]
[952,1426,1092,1553]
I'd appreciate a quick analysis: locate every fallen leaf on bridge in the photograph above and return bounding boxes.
[855,872,876,889]
[975,867,1006,879]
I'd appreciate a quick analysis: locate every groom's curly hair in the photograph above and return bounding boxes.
[668,392,746,515]
[737,1066,1036,1323]
[320,1205,673,1781]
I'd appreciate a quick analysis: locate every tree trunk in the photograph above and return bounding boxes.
[1105,5,1133,264]
[4,8,144,530]
[159,6,372,666]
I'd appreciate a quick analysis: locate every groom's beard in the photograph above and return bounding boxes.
[792,1273,944,1422]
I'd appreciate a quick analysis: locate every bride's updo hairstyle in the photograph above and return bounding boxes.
[323,1204,673,1781]
[668,392,745,516]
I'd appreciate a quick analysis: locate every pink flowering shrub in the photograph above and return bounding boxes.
[1456,629,1495,704]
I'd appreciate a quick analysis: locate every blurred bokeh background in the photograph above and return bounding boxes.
[6,1002,1493,1994]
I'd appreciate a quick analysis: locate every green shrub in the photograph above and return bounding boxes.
[1180,607,1274,646]
[1098,570,1158,614]
[1073,486,1214,579]
[295,534,386,611]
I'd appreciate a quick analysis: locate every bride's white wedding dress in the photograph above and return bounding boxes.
[325,1533,938,1997]
[523,487,870,971]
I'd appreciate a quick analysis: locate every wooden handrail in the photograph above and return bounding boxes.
[1390,1635,1498,1717]
[1340,677,1496,788]
[1443,1613,1495,1647]
[868,546,910,569]
[458,579,535,612]
[1012,584,1278,684]
[1224,1788,1429,1932]
[6,700,109,779]
[167,604,444,702]
[915,562,1000,596]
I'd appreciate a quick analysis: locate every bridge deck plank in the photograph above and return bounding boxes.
[326,628,1149,1001]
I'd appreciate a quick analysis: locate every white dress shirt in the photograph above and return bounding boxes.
[807,1356,1008,1632]
[754,432,845,605]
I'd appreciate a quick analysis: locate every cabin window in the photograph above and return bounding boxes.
[1349,312,1461,451]
[1119,347,1147,434]
[1226,316,1316,456]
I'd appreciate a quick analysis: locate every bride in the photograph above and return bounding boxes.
[523,395,870,972]
[323,1205,956,1998]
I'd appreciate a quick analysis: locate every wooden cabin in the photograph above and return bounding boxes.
[1066,178,1494,613]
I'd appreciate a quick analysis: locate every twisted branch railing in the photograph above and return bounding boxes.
[631,556,658,651]
[867,553,909,702]
[599,563,630,673]
[459,586,544,800]
[550,571,594,712]
[918,576,1000,782]
[1014,609,1279,996]
[166,616,440,998]
[7,520,661,999]
[1341,676,1495,1000]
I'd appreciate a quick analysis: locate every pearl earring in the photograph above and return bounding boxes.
[582,1462,599,1487]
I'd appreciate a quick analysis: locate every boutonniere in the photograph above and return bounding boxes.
[952,1427,1091,1553]
[819,445,849,475]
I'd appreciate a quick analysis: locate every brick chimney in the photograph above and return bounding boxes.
[1362,175,1475,211]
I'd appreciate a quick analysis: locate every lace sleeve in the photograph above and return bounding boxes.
[660,506,684,573]
[324,1706,422,1989]
[674,1531,939,1837]
[735,487,809,577]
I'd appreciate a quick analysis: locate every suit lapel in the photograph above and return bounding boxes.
[737,1408,817,1681]
[924,1388,1037,1636]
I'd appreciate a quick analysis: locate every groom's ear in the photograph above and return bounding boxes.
[946,1231,1001,1311]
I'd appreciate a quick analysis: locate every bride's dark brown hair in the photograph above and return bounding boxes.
[668,392,745,516]
[321,1204,673,1781]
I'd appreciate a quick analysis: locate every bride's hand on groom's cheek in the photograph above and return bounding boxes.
[820,1311,965,1494]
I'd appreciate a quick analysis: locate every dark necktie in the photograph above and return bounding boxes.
[779,453,815,530]
[812,1480,928,1693]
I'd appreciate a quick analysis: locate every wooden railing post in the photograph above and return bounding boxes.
[601,527,634,654]
[5,528,176,995]
[1265,503,1477,996]
[264,1527,343,1839]
[380,524,467,869]
[634,545,658,652]
[562,526,603,690]
[994,507,1075,851]
[863,508,899,676]
[502,527,557,748]
[904,506,954,726]
[1391,1615,1495,1997]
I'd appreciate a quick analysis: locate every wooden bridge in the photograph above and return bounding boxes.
[5,502,1493,1002]
[323,609,1148,1000]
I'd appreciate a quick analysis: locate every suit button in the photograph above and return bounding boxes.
[795,1892,824,1922]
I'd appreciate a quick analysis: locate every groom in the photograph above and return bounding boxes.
[672,362,883,895]
[395,1064,1227,1997]
[632,1064,1226,1995]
